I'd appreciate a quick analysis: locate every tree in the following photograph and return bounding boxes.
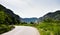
[30,22,34,24]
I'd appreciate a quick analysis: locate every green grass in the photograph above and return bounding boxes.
[37,22,60,35]
[0,24,15,34]
[15,21,60,35]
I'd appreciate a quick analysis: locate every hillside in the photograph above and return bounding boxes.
[21,18,38,23]
[0,4,21,25]
[38,10,60,22]
[0,4,22,34]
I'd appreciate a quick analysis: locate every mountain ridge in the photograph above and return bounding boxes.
[21,18,38,23]
[38,10,60,22]
[0,4,21,24]
[0,4,60,23]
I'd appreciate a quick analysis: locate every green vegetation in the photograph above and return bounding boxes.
[0,25,14,34]
[0,11,15,34]
[0,4,60,35]
[17,18,60,35]
[38,18,60,35]
[0,4,20,34]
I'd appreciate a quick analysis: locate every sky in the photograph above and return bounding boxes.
[0,0,60,18]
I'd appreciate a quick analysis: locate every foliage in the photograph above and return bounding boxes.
[0,10,20,25]
[0,24,14,34]
[30,22,35,24]
[38,18,60,35]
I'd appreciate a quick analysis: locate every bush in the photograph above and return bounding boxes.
[38,18,60,35]
[0,24,15,34]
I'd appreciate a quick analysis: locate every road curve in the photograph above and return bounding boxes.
[2,26,40,35]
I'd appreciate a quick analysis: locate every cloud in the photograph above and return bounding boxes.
[0,0,60,18]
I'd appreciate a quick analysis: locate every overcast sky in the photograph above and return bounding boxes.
[0,0,60,18]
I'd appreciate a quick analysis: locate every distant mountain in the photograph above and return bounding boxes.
[1,4,60,24]
[0,4,38,24]
[0,4,21,24]
[21,18,38,23]
[38,10,60,22]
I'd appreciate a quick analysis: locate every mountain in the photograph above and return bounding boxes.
[38,10,60,22]
[21,18,38,23]
[0,4,21,25]
[1,4,60,24]
[0,4,38,24]
[21,10,60,23]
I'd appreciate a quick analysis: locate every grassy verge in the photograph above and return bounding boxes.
[0,24,15,34]
[15,22,60,35]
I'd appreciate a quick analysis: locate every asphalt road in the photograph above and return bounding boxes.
[2,26,40,35]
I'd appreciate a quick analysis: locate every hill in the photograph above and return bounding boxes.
[38,10,60,22]
[21,18,38,23]
[0,4,21,25]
